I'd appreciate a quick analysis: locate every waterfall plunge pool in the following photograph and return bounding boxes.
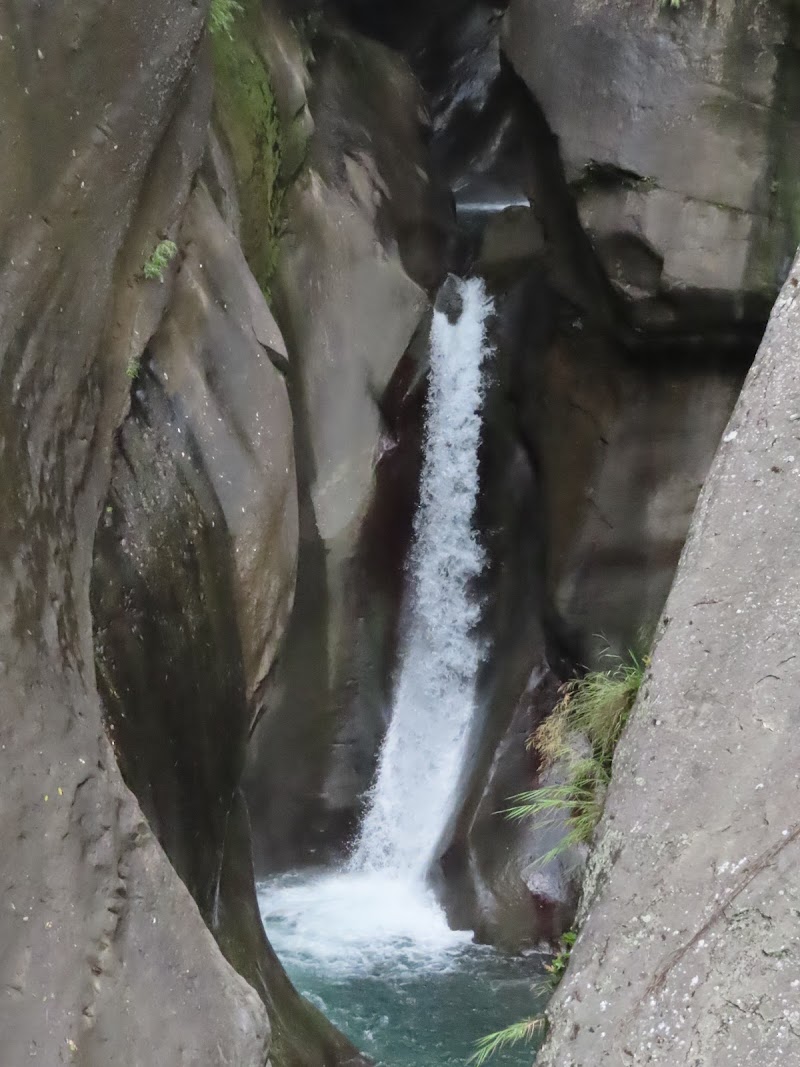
[258,870,549,1067]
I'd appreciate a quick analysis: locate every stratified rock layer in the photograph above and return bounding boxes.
[539,252,800,1064]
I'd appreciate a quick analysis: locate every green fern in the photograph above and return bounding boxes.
[142,240,178,282]
[209,0,243,38]
[469,1016,548,1065]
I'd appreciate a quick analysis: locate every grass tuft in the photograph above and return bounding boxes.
[511,650,646,865]
[544,930,577,987]
[506,758,609,864]
[543,652,645,767]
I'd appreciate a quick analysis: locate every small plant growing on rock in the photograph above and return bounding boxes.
[126,354,141,380]
[472,653,646,1063]
[142,240,178,282]
[209,0,243,38]
[506,649,646,863]
[544,929,577,988]
[470,931,577,1063]
[470,1015,547,1066]
[506,758,608,864]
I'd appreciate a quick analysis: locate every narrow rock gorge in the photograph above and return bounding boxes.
[1,0,798,1064]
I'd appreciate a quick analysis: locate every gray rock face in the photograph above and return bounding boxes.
[146,183,298,699]
[539,252,800,1064]
[504,0,800,320]
[282,171,427,546]
[530,333,747,661]
[247,24,453,868]
[0,1,271,1062]
[280,27,449,541]
[91,178,297,911]
[91,173,367,1067]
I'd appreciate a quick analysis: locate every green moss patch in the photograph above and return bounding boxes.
[212,0,284,298]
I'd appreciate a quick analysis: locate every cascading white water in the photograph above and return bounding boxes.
[352,276,493,880]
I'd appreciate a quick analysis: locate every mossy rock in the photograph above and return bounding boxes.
[213,0,284,297]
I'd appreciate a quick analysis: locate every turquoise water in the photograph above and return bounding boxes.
[258,870,549,1067]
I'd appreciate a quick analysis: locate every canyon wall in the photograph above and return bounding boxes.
[1,1,368,1063]
[0,2,272,1062]
[539,247,800,1067]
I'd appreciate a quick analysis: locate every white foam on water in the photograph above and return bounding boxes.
[258,869,476,978]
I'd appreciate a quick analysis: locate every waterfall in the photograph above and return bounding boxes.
[352,276,493,881]
[257,279,543,1067]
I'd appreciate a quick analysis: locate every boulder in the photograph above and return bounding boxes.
[539,251,800,1065]
[504,0,800,323]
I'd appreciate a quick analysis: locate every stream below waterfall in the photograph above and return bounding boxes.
[259,278,548,1064]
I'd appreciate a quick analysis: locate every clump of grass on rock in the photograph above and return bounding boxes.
[507,650,646,862]
[472,653,646,1063]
